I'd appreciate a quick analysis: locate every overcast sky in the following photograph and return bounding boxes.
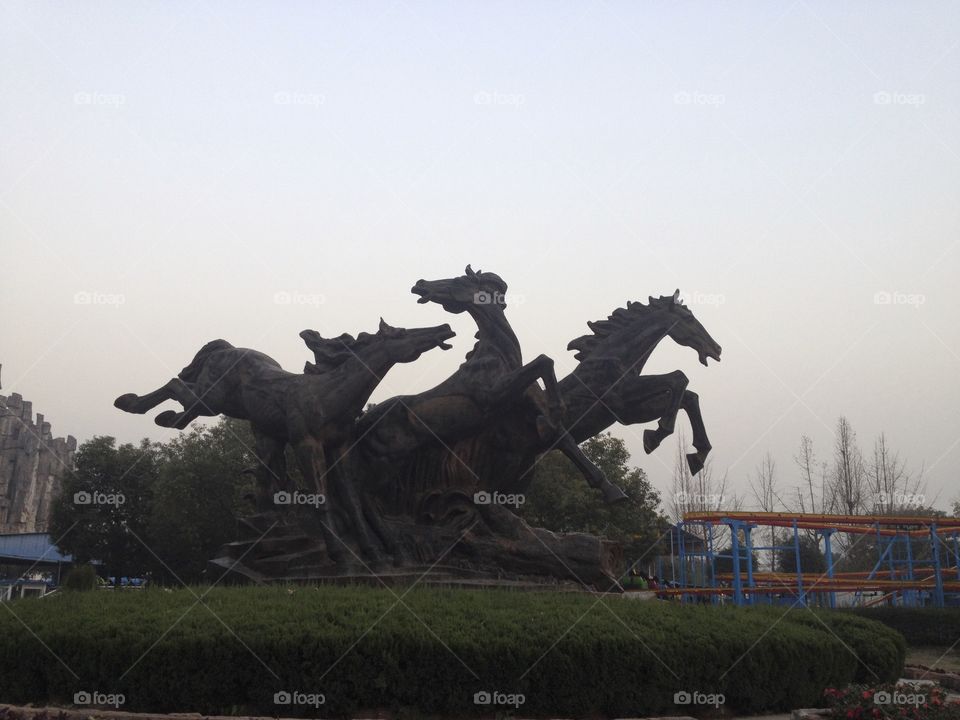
[2,1,958,513]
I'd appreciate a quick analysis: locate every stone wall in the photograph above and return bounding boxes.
[0,385,76,534]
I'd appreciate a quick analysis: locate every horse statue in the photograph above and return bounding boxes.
[560,290,721,473]
[114,319,455,561]
[461,289,721,506]
[356,265,626,505]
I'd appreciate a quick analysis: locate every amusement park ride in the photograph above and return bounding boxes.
[659,511,960,608]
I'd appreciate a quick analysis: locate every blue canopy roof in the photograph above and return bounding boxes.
[0,533,74,564]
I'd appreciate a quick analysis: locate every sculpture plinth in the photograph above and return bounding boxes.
[117,266,720,591]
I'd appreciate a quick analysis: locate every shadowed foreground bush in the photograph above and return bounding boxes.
[0,586,903,718]
[846,607,960,647]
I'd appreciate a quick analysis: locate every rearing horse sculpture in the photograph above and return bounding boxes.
[560,290,721,474]
[357,265,626,504]
[477,290,721,499]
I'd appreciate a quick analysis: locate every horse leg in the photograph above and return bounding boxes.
[616,370,688,455]
[553,431,628,503]
[154,407,206,429]
[249,431,286,510]
[114,378,188,414]
[292,438,344,562]
[327,458,384,564]
[680,389,712,475]
[492,354,565,424]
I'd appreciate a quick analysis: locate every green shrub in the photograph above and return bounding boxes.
[845,607,960,647]
[0,587,904,718]
[61,564,98,592]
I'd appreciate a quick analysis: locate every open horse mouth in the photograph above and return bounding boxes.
[698,347,722,366]
[412,281,435,304]
[433,324,456,350]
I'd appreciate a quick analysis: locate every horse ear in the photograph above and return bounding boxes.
[379,317,388,332]
[465,264,476,278]
[672,289,681,304]
[299,329,323,348]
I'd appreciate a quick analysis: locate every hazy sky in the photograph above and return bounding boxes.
[2,1,958,513]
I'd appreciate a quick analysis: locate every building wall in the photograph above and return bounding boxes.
[0,391,76,533]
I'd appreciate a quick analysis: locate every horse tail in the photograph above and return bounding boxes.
[178,339,234,382]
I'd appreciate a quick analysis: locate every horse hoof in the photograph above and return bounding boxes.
[686,452,705,476]
[114,393,141,412]
[602,483,629,504]
[643,429,661,454]
[154,410,178,427]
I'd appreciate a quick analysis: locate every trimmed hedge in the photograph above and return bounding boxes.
[846,607,960,647]
[0,587,903,718]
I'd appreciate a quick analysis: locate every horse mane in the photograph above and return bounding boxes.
[179,339,234,381]
[300,331,366,375]
[567,299,660,361]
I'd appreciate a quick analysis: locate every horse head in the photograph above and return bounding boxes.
[652,290,722,366]
[300,319,454,374]
[411,264,508,314]
[568,289,721,371]
[359,318,456,364]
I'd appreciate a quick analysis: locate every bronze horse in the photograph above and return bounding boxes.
[357,265,627,504]
[114,320,455,560]
[561,290,721,473]
[473,290,721,500]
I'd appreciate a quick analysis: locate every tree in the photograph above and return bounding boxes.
[668,429,739,554]
[146,418,257,584]
[521,433,665,567]
[867,432,925,514]
[777,535,827,574]
[668,428,737,521]
[748,451,780,570]
[50,436,159,581]
[714,542,759,574]
[830,416,865,515]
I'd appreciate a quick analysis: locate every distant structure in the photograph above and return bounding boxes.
[0,366,76,534]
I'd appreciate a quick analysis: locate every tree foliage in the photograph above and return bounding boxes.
[520,433,665,566]
[49,436,159,580]
[146,418,256,583]
[777,534,828,574]
[50,420,255,584]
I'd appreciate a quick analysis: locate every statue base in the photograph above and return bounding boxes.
[208,507,623,592]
